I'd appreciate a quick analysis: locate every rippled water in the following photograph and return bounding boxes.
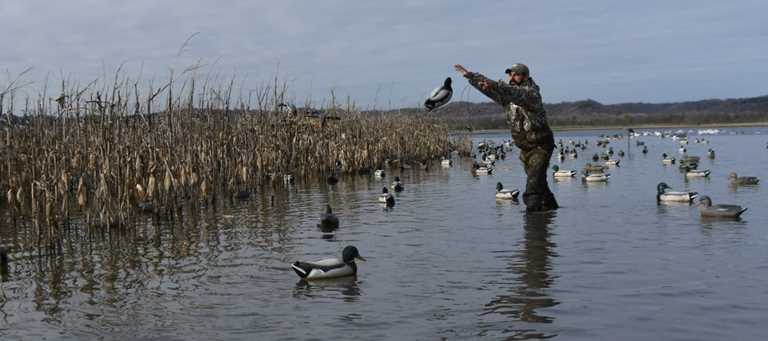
[2,127,768,340]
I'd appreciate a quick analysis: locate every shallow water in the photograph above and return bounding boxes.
[1,127,767,340]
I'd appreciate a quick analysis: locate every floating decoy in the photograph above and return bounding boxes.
[552,165,577,178]
[697,196,747,218]
[642,146,648,154]
[327,174,339,185]
[391,176,404,192]
[604,159,620,167]
[441,157,453,167]
[592,153,600,162]
[319,205,339,230]
[729,172,759,185]
[495,182,520,200]
[583,173,610,182]
[617,150,625,157]
[583,163,607,174]
[374,169,386,178]
[292,246,365,280]
[662,153,676,165]
[378,187,396,207]
[424,77,453,111]
[685,169,711,177]
[707,149,715,159]
[656,182,698,203]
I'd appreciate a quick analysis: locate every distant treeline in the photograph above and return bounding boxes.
[385,95,768,129]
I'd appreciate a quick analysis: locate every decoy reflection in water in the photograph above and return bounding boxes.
[484,211,558,336]
[293,275,361,301]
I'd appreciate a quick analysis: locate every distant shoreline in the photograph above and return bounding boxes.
[457,121,768,134]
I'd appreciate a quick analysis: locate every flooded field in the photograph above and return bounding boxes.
[1,127,767,340]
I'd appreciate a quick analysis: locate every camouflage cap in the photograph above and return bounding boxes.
[505,63,530,76]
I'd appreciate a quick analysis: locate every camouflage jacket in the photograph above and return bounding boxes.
[465,73,553,149]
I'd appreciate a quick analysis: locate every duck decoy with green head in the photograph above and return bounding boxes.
[729,172,759,186]
[292,246,365,280]
[378,187,395,207]
[391,176,404,192]
[552,165,576,178]
[656,182,698,203]
[495,182,520,200]
[697,195,747,218]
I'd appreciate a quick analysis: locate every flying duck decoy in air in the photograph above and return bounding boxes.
[379,187,396,207]
[697,195,747,219]
[729,172,760,185]
[656,182,698,203]
[424,77,453,112]
[292,245,365,280]
[319,205,339,230]
[495,182,520,200]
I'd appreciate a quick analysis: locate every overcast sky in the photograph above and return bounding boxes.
[2,0,767,108]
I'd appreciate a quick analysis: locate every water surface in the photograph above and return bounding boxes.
[1,127,767,340]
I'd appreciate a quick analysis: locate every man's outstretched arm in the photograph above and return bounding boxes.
[454,64,540,109]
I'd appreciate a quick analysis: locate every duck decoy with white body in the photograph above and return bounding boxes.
[583,173,610,182]
[378,187,396,207]
[707,149,715,159]
[656,182,698,203]
[495,182,520,200]
[697,196,747,218]
[391,176,404,192]
[662,153,676,165]
[552,165,576,178]
[729,172,759,185]
[424,77,453,111]
[685,169,711,178]
[292,246,365,280]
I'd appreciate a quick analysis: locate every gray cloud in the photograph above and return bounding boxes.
[1,0,767,108]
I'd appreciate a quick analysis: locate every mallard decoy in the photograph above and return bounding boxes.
[441,157,453,167]
[662,153,676,165]
[319,205,339,230]
[374,169,386,178]
[618,150,625,157]
[378,187,395,207]
[552,165,576,178]
[729,172,759,185]
[495,182,520,200]
[685,169,711,178]
[292,246,365,280]
[697,196,747,218]
[583,173,610,182]
[707,149,715,159]
[424,77,453,111]
[656,182,698,203]
[604,159,620,167]
[391,176,404,192]
[642,146,648,154]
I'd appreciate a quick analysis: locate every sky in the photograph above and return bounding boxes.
[1,0,767,109]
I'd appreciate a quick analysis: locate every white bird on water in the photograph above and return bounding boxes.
[424,77,453,112]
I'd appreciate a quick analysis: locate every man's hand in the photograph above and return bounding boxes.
[455,64,491,90]
[454,64,470,77]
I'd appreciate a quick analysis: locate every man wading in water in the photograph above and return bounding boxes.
[454,63,558,212]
